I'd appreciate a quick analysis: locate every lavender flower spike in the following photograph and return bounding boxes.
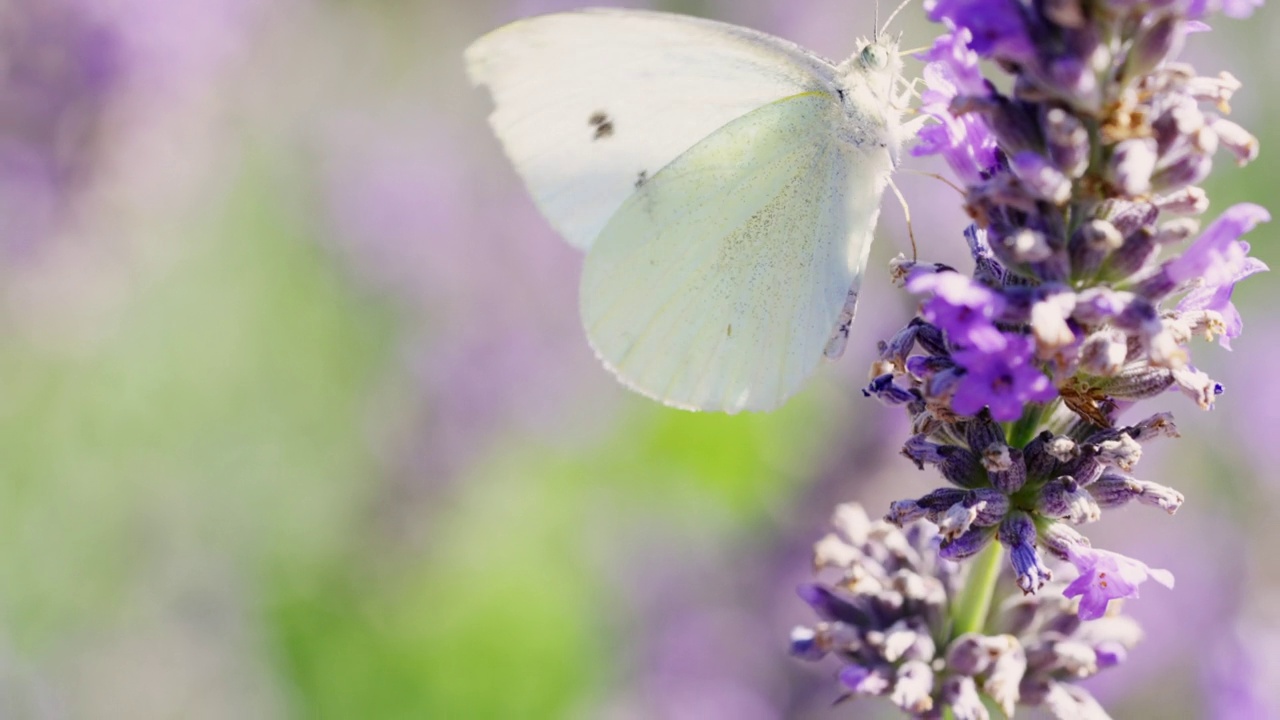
[792,504,1140,716]
[871,0,1262,607]
[796,0,1266,715]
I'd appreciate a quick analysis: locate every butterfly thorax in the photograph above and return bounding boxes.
[833,36,906,164]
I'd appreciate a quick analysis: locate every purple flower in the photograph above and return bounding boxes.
[951,334,1056,421]
[1166,203,1270,287]
[913,29,999,184]
[1190,0,1265,18]
[1220,0,1265,17]
[1062,544,1175,621]
[1177,251,1268,349]
[905,270,1006,352]
[916,25,986,94]
[924,0,1037,64]
[1169,204,1271,348]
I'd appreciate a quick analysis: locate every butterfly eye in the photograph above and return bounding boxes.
[860,44,887,70]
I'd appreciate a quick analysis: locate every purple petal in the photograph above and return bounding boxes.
[1062,545,1174,620]
[1167,203,1270,285]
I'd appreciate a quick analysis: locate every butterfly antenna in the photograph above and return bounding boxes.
[880,0,916,38]
[874,0,881,41]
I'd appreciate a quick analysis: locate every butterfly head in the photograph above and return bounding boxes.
[842,35,903,109]
[859,41,891,71]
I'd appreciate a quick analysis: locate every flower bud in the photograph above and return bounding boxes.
[1110,138,1159,195]
[1045,107,1090,177]
[1155,185,1210,214]
[1209,116,1259,165]
[1124,15,1181,79]
[1079,328,1129,376]
[1012,151,1072,204]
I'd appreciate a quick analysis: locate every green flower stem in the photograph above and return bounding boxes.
[951,540,1004,638]
[981,694,1007,719]
[1006,401,1047,449]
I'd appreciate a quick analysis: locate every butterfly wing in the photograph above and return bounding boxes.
[464,8,837,249]
[581,91,892,413]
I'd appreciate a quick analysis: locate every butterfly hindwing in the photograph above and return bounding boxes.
[580,92,874,413]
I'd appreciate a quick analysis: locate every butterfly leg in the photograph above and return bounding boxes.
[895,75,925,108]
[887,176,917,261]
[899,107,932,138]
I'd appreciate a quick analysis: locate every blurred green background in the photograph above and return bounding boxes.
[0,0,1276,718]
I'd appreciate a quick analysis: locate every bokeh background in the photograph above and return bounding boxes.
[0,0,1276,717]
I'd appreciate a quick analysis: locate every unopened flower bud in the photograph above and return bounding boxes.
[940,676,987,720]
[1088,432,1144,471]
[1129,412,1179,441]
[1001,512,1053,594]
[1023,431,1059,480]
[1039,476,1102,523]
[1079,328,1129,376]
[1108,228,1161,278]
[1009,228,1055,262]
[1012,151,1072,204]
[1111,138,1159,195]
[891,660,935,714]
[1031,290,1078,352]
[1045,107,1090,177]
[1136,479,1182,512]
[1153,148,1214,191]
[1039,521,1089,560]
[1124,15,1180,79]
[1187,70,1241,111]
[1099,362,1175,399]
[1153,217,1200,244]
[990,447,1028,494]
[940,525,998,560]
[1209,116,1259,165]
[1155,185,1210,214]
[1171,364,1220,409]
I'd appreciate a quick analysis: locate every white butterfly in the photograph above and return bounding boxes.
[465,7,918,413]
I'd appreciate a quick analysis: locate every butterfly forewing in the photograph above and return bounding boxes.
[464,9,838,250]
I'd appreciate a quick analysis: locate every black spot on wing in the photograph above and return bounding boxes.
[634,169,647,188]
[588,110,614,141]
